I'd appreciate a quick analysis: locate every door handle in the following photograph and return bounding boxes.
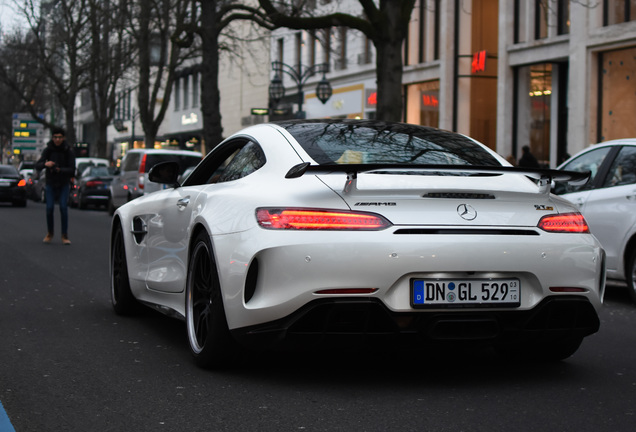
[177,197,190,210]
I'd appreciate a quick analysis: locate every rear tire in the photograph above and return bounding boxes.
[111,222,140,315]
[627,249,636,304]
[186,231,239,369]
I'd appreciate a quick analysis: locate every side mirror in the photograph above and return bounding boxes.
[148,161,180,188]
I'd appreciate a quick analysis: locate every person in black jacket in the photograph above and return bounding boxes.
[518,145,540,168]
[35,127,76,244]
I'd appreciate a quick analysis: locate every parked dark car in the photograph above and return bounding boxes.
[70,165,115,209]
[0,165,27,207]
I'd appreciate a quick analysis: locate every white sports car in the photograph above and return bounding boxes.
[110,119,605,368]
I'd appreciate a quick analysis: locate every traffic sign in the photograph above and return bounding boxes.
[12,113,45,156]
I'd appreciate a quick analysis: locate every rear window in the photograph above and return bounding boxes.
[278,120,500,167]
[0,166,18,175]
[144,154,201,174]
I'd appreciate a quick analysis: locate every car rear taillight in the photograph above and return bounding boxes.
[138,155,147,189]
[86,181,103,187]
[17,179,26,187]
[256,208,391,230]
[538,213,590,233]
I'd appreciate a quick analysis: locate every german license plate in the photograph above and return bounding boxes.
[411,278,520,308]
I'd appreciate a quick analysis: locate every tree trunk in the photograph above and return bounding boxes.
[375,39,404,123]
[200,1,224,151]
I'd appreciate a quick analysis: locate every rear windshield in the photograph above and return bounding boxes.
[144,154,201,174]
[0,166,18,175]
[84,166,112,177]
[278,120,501,167]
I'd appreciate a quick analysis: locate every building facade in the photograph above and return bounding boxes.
[269,0,636,167]
[85,1,636,166]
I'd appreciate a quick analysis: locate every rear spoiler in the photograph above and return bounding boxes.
[285,162,590,194]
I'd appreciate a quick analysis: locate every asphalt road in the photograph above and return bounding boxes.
[1,202,636,431]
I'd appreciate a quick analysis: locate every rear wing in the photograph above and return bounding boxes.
[285,162,590,194]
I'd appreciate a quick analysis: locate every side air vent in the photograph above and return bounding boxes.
[131,217,148,243]
[423,193,496,199]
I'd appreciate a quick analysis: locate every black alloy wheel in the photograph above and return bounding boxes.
[111,222,140,315]
[186,231,238,368]
[627,249,636,304]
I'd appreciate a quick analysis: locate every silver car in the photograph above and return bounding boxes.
[556,138,636,301]
[108,149,202,214]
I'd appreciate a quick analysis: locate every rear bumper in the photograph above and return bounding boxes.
[231,295,600,350]
[0,187,26,202]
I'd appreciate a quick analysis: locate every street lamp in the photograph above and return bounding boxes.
[269,61,332,118]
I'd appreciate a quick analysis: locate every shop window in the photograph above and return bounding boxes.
[516,63,552,165]
[406,81,439,128]
[598,47,636,141]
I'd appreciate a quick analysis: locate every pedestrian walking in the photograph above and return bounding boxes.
[35,127,76,245]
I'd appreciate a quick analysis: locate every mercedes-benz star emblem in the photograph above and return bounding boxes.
[457,204,477,220]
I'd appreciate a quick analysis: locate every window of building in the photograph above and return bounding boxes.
[295,32,302,70]
[174,79,181,111]
[516,63,552,164]
[418,0,426,63]
[405,80,439,128]
[322,28,331,67]
[183,75,189,109]
[308,30,316,67]
[277,38,284,64]
[535,0,548,39]
[598,46,636,141]
[557,0,570,34]
[361,35,373,65]
[192,72,199,108]
[406,0,440,65]
[514,0,528,43]
[604,0,636,25]
[335,27,347,70]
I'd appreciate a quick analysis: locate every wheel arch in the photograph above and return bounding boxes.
[624,233,636,277]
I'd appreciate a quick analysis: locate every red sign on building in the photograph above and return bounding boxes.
[472,50,487,74]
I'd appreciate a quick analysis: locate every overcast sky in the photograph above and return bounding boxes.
[0,0,26,34]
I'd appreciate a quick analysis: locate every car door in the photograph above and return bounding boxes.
[143,185,201,293]
[574,145,636,271]
[143,139,265,293]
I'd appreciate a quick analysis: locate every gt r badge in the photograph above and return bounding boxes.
[534,205,554,211]
[457,204,477,220]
